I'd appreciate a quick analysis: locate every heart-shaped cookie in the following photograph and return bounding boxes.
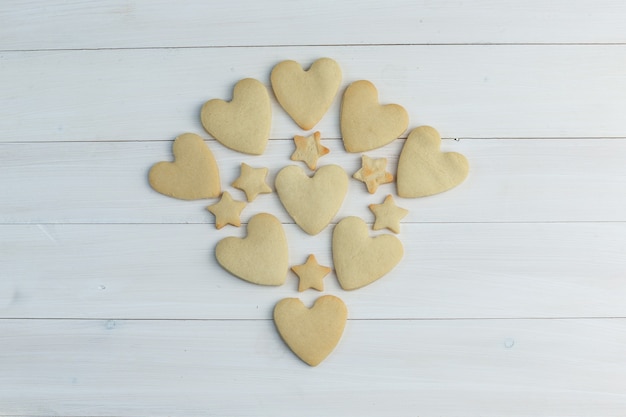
[271,58,342,130]
[340,80,409,153]
[274,295,347,366]
[332,216,403,290]
[215,213,288,286]
[200,78,271,155]
[275,165,348,235]
[396,126,469,198]
[148,133,221,200]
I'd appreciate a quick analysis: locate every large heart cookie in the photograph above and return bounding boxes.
[340,80,409,153]
[396,126,469,198]
[215,213,288,286]
[274,295,347,366]
[271,58,342,130]
[332,216,403,290]
[275,165,348,235]
[148,133,221,200]
[201,78,271,155]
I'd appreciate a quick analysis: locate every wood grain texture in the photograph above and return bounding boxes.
[2,222,625,320]
[2,1,626,415]
[1,318,625,416]
[2,45,626,142]
[2,139,626,224]
[2,0,626,49]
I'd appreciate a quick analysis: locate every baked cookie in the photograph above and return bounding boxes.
[352,155,394,194]
[206,191,246,229]
[215,213,288,286]
[291,254,331,292]
[369,194,408,234]
[290,131,330,170]
[274,295,347,366]
[340,80,408,152]
[275,164,348,235]
[397,126,469,198]
[332,216,403,290]
[149,133,221,200]
[232,163,272,202]
[201,78,271,155]
[271,58,342,130]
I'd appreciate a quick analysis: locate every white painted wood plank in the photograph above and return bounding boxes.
[2,0,626,50]
[2,46,626,141]
[1,139,625,224]
[2,222,625,319]
[1,318,625,416]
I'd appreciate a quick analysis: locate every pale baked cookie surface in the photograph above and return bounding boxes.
[149,133,221,200]
[201,78,271,155]
[271,58,342,130]
[397,126,469,198]
[340,80,408,153]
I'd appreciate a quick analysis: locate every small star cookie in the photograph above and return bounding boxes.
[290,131,330,170]
[207,191,247,229]
[291,254,331,292]
[353,155,393,194]
[369,194,408,234]
[232,163,272,202]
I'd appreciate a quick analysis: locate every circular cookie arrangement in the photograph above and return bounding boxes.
[148,58,469,366]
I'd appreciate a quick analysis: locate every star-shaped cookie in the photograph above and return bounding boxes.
[232,163,272,201]
[369,194,408,234]
[353,155,394,194]
[291,254,331,292]
[290,131,330,170]
[207,191,247,229]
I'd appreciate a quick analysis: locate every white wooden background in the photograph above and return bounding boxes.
[2,1,626,415]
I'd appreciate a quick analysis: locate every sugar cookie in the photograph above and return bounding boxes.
[271,58,342,130]
[274,295,347,366]
[275,165,348,235]
[206,191,246,229]
[201,78,271,155]
[369,194,408,234]
[352,155,393,194]
[232,163,272,202]
[397,126,469,198]
[340,80,408,153]
[291,254,331,292]
[148,133,221,200]
[290,131,330,170]
[332,216,403,290]
[215,213,288,286]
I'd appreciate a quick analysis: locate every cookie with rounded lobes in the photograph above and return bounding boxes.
[275,165,348,235]
[271,58,342,130]
[148,133,221,200]
[340,80,409,153]
[332,216,403,290]
[215,213,288,286]
[396,126,469,198]
[274,295,347,366]
[201,78,271,155]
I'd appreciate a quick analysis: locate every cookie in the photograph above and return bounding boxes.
[352,155,394,194]
[206,191,246,229]
[148,133,221,200]
[215,213,288,286]
[332,216,403,290]
[232,163,272,202]
[275,164,348,235]
[396,126,469,198]
[291,254,331,292]
[369,194,408,234]
[290,131,330,170]
[271,58,342,130]
[274,295,347,366]
[200,78,271,155]
[340,80,409,153]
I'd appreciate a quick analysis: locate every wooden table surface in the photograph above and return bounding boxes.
[2,1,626,415]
